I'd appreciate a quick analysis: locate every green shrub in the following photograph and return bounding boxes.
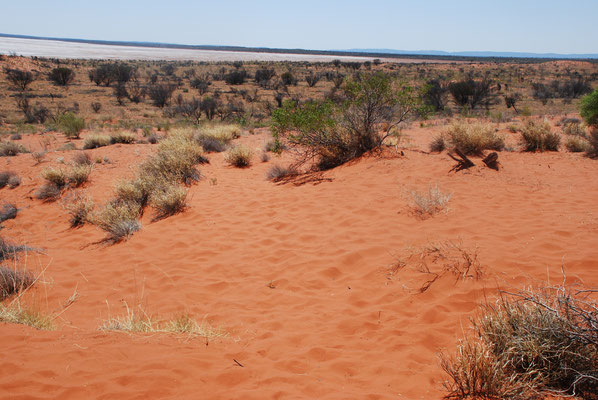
[580,88,598,128]
[447,122,505,155]
[586,129,598,158]
[520,119,560,152]
[48,67,75,86]
[56,112,85,139]
[272,72,424,169]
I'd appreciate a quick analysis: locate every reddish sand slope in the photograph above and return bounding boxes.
[1,125,597,399]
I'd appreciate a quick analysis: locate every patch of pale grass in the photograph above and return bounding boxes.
[225,145,253,168]
[197,123,241,143]
[0,302,54,330]
[410,184,451,218]
[150,184,187,220]
[100,304,226,339]
[447,121,505,155]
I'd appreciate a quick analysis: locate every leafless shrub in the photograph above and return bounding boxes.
[72,152,92,166]
[31,151,46,165]
[410,184,451,218]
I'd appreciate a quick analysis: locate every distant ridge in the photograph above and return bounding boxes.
[345,48,598,60]
[1,33,597,62]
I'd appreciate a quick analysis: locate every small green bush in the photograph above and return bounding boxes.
[56,112,85,139]
[580,88,598,128]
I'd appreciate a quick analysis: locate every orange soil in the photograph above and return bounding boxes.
[1,125,597,399]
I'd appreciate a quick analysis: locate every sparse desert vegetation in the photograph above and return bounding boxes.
[0,51,597,400]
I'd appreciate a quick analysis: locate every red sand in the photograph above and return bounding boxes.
[1,125,597,399]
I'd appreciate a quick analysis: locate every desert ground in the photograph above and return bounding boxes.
[1,52,597,399]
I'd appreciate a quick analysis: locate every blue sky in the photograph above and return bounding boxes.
[2,0,597,53]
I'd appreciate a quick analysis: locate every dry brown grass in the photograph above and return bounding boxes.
[441,281,598,399]
[410,184,452,218]
[520,119,561,152]
[447,121,505,155]
[100,303,226,339]
[225,145,253,167]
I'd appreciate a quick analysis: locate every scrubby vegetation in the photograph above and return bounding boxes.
[0,171,20,189]
[446,122,504,155]
[520,119,561,152]
[441,283,598,400]
[272,72,424,170]
[225,145,253,167]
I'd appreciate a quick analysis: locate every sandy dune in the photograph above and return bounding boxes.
[1,124,597,399]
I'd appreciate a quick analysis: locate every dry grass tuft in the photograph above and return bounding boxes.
[0,266,33,301]
[0,141,28,157]
[197,124,241,143]
[71,152,92,166]
[429,135,447,152]
[0,203,18,224]
[565,136,591,153]
[63,192,95,228]
[100,304,226,339]
[447,122,505,156]
[83,134,112,149]
[91,201,142,242]
[266,164,298,181]
[520,119,561,152]
[0,237,35,262]
[0,302,54,330]
[110,131,137,144]
[0,171,20,189]
[410,184,452,218]
[225,145,253,167]
[441,282,598,399]
[150,184,188,220]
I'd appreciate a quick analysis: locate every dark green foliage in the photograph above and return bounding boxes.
[4,68,35,90]
[48,67,75,87]
[581,89,598,128]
